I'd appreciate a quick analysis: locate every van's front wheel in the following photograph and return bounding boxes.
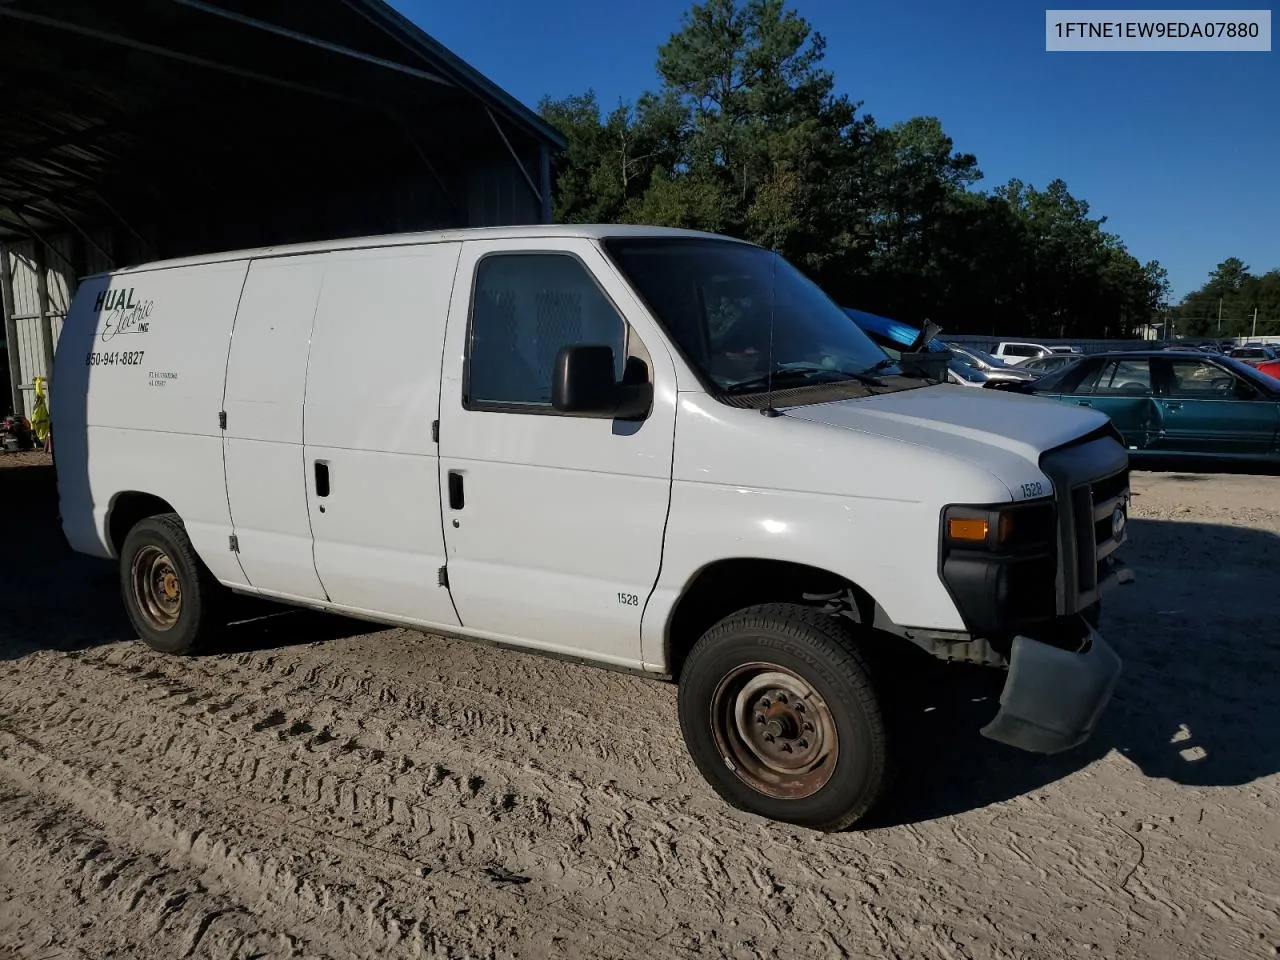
[119,513,224,655]
[677,603,892,831]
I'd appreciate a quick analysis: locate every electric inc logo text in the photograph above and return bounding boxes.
[94,287,156,342]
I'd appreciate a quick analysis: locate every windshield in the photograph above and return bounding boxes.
[1028,355,1076,372]
[603,238,897,393]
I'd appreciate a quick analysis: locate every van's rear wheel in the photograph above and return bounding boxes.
[119,513,224,655]
[677,603,892,831]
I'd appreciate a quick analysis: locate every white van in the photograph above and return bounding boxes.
[52,225,1132,831]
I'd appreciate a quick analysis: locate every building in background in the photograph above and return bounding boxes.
[0,0,565,417]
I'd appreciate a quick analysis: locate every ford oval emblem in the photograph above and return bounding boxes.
[1111,504,1127,540]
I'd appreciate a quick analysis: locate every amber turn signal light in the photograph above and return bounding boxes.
[947,517,989,542]
[943,500,1055,552]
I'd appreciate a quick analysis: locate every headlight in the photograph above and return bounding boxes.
[943,500,1056,552]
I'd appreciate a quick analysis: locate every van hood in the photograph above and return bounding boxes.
[784,384,1111,481]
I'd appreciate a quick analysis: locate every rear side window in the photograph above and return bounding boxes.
[465,253,626,409]
[1003,344,1038,357]
[1039,358,1094,392]
[1091,359,1152,395]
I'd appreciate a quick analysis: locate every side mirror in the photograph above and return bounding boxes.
[552,344,651,419]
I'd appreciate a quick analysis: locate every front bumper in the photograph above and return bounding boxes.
[979,626,1121,754]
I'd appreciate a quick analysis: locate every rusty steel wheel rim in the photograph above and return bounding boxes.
[130,545,182,631]
[709,662,839,800]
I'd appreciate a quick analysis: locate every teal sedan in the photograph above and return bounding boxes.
[1014,349,1280,462]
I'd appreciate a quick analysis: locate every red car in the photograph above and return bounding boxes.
[1226,344,1280,380]
[1254,358,1280,380]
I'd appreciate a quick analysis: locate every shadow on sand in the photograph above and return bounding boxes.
[0,458,378,663]
[877,509,1280,827]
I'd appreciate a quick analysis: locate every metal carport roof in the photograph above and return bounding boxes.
[0,0,567,254]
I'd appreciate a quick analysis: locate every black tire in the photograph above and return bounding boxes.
[118,512,225,655]
[677,603,893,831]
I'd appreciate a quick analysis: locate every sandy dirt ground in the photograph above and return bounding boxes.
[1,449,1278,960]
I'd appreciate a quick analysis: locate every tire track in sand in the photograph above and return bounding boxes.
[0,779,326,960]
[0,662,916,958]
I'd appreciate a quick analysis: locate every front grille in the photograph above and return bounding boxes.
[1039,433,1131,616]
[1071,467,1130,593]
[1092,469,1129,507]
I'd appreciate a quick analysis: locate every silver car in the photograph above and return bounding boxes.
[946,355,992,388]
[946,344,1039,383]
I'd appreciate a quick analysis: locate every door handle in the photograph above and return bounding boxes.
[447,470,464,510]
[315,460,330,498]
[1165,402,1182,412]
[1075,400,1092,406]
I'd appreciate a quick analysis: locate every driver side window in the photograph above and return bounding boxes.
[1166,360,1257,400]
[465,253,627,409]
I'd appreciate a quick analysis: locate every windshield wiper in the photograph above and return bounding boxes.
[841,368,888,387]
[723,365,884,395]
[858,358,898,378]
[723,368,833,394]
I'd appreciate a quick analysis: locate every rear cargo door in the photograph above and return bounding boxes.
[221,256,329,601]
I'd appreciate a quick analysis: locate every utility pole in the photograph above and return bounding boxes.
[1217,298,1222,333]
[1252,307,1258,339]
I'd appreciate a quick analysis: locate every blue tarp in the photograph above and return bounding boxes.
[842,307,947,352]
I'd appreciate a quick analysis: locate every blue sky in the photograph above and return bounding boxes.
[390,0,1277,301]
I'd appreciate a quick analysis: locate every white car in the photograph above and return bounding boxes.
[52,225,1132,831]
[993,341,1053,364]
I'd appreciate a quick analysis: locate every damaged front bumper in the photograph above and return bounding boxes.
[979,626,1121,754]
